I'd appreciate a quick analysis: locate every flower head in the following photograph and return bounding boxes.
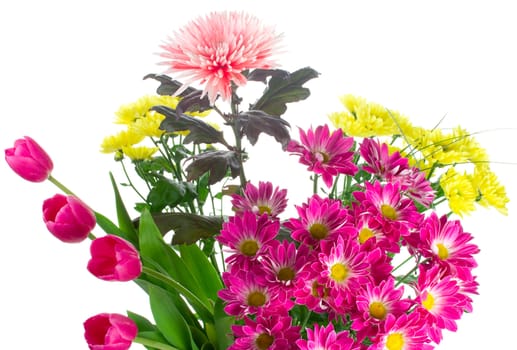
[231,181,288,218]
[42,193,96,243]
[5,136,53,182]
[158,11,282,105]
[296,323,356,350]
[87,234,142,282]
[369,313,433,350]
[83,313,137,350]
[288,125,357,188]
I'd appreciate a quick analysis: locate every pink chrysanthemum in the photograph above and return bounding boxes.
[285,194,355,247]
[230,314,300,350]
[413,265,468,344]
[359,138,409,180]
[231,181,288,218]
[287,125,358,188]
[158,11,282,105]
[394,167,435,207]
[296,323,357,350]
[417,212,479,273]
[262,239,310,303]
[352,278,412,340]
[369,312,433,350]
[219,268,278,318]
[217,212,279,268]
[354,181,422,240]
[350,205,400,254]
[313,235,371,313]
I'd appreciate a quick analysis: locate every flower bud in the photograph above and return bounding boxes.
[4,136,53,182]
[42,194,96,243]
[83,313,137,350]
[87,234,142,281]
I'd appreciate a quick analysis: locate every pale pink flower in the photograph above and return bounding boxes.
[231,181,288,218]
[158,11,282,105]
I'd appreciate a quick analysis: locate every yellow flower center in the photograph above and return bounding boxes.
[247,291,267,307]
[257,205,272,215]
[240,240,259,257]
[386,333,404,350]
[369,301,388,320]
[330,263,348,283]
[381,204,398,220]
[435,242,449,260]
[309,223,329,239]
[255,333,274,350]
[317,151,330,163]
[277,267,295,281]
[358,227,374,244]
[422,291,435,311]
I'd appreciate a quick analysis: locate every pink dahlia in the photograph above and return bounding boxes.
[158,11,282,105]
[231,181,288,218]
[287,125,358,188]
[369,312,433,350]
[417,212,479,273]
[217,212,279,269]
[413,265,468,344]
[284,194,355,247]
[230,314,300,350]
[296,323,357,350]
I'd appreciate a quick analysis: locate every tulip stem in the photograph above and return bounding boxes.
[133,336,179,350]
[47,175,76,196]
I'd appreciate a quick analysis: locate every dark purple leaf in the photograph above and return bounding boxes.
[185,150,241,185]
[143,73,200,97]
[237,110,291,150]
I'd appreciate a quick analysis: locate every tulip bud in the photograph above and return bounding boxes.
[42,194,96,243]
[83,313,137,350]
[87,234,142,281]
[4,136,53,182]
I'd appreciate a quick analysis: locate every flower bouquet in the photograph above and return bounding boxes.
[4,10,509,350]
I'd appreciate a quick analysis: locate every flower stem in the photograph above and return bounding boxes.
[133,336,179,350]
[47,175,76,196]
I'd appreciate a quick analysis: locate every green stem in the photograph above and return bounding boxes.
[48,175,76,196]
[391,254,413,273]
[133,336,178,350]
[141,266,213,314]
[312,175,319,195]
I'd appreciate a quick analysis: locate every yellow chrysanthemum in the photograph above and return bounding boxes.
[114,95,182,125]
[130,111,166,138]
[439,168,477,217]
[472,164,509,215]
[329,94,413,137]
[100,130,144,154]
[121,146,159,161]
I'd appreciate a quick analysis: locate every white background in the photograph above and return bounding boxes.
[1,1,516,349]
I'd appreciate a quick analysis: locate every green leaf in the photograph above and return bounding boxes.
[148,284,196,350]
[127,310,158,333]
[250,66,320,116]
[109,172,139,246]
[236,110,291,150]
[213,298,234,350]
[138,210,214,320]
[147,179,196,212]
[185,150,241,185]
[179,244,223,302]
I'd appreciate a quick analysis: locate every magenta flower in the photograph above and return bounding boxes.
[230,314,300,350]
[83,313,137,350]
[158,11,282,105]
[217,212,279,269]
[417,212,479,273]
[413,264,468,344]
[5,136,53,182]
[288,125,357,188]
[285,194,355,247]
[231,181,288,218]
[296,323,356,350]
[42,193,96,243]
[87,234,142,282]
[359,138,408,180]
[369,312,433,350]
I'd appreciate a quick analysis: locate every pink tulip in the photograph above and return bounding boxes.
[83,313,137,350]
[87,234,142,281]
[42,193,96,243]
[5,136,54,182]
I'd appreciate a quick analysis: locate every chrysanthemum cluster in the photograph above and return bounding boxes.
[216,124,480,349]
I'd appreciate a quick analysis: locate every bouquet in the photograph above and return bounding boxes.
[4,11,509,350]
